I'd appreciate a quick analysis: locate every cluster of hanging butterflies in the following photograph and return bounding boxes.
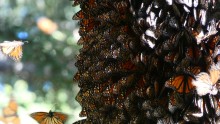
[0,41,25,61]
[73,0,220,123]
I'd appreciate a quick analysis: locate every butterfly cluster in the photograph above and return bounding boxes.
[73,0,220,123]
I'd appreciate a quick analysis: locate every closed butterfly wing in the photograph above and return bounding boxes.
[185,46,201,62]
[30,111,68,124]
[73,10,85,20]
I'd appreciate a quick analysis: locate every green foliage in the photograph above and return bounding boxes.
[0,80,83,123]
[0,0,82,123]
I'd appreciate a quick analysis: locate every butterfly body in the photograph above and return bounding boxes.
[30,110,68,124]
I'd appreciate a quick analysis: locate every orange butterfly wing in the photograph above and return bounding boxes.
[9,46,23,61]
[40,117,63,124]
[0,99,20,124]
[8,99,18,112]
[73,10,86,20]
[186,46,201,62]
[0,41,24,61]
[30,112,48,123]
[30,111,68,124]
[53,112,68,122]
[165,75,195,93]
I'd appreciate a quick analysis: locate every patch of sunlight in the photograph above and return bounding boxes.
[3,84,12,96]
[57,89,68,102]
[63,47,73,57]
[13,80,36,104]
[51,30,66,41]
[66,36,76,45]
[72,29,80,43]
[43,42,52,52]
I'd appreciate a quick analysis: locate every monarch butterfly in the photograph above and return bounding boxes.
[0,41,24,61]
[185,46,201,62]
[165,74,195,94]
[0,98,20,124]
[73,10,86,20]
[30,110,68,124]
[192,66,219,96]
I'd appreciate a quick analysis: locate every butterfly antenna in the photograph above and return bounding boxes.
[51,103,58,111]
[23,41,29,43]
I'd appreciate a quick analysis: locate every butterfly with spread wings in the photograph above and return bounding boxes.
[30,110,68,124]
[0,41,24,61]
[165,74,196,94]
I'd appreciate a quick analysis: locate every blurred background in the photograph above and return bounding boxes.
[0,0,82,123]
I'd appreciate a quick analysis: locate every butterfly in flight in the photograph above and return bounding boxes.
[0,40,25,61]
[0,98,20,124]
[30,110,68,124]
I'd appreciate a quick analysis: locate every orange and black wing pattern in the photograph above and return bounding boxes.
[73,0,220,123]
[165,75,195,94]
[0,41,24,61]
[30,111,68,124]
[8,45,23,61]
